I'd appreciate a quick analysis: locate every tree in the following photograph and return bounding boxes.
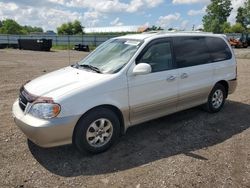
[222,22,232,33]
[235,0,250,30]
[230,23,246,33]
[57,20,83,35]
[202,0,233,33]
[72,20,83,34]
[244,0,250,28]
[22,25,43,34]
[57,23,70,35]
[0,19,24,34]
[235,0,250,32]
[236,7,245,28]
[0,19,44,34]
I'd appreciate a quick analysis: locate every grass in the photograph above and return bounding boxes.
[51,44,96,51]
[51,45,74,50]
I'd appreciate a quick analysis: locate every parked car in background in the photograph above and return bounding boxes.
[12,32,237,153]
[229,33,250,48]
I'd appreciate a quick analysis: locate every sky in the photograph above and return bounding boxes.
[0,0,247,32]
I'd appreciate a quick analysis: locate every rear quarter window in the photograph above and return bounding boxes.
[205,37,232,62]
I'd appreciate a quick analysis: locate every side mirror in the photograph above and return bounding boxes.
[132,63,152,75]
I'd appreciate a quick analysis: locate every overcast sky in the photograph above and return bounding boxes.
[0,0,246,31]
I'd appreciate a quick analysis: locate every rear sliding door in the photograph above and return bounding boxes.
[173,36,214,111]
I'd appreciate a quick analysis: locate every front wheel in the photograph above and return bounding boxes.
[203,83,226,113]
[73,108,120,154]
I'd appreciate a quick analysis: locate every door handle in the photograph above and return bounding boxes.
[181,73,188,79]
[166,75,176,81]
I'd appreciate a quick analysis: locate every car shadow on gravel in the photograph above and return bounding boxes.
[28,100,250,177]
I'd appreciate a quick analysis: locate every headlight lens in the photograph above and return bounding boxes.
[29,103,61,119]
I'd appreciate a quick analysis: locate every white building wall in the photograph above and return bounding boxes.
[84,26,140,33]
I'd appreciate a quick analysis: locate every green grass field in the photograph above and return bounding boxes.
[51,44,96,51]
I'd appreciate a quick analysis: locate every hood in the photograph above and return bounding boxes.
[24,66,112,99]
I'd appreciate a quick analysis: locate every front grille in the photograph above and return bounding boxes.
[19,91,28,111]
[18,87,36,112]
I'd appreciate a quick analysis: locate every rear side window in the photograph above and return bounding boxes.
[205,37,232,62]
[173,37,211,68]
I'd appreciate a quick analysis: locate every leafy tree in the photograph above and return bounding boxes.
[236,7,245,28]
[222,22,246,33]
[72,20,83,34]
[230,23,246,33]
[0,19,44,34]
[0,19,24,34]
[222,22,232,33]
[243,0,250,29]
[235,0,250,30]
[57,23,70,35]
[202,0,233,33]
[22,25,43,34]
[57,20,83,35]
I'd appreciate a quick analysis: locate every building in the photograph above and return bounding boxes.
[84,25,147,33]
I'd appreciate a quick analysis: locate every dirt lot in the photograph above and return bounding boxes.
[0,48,250,188]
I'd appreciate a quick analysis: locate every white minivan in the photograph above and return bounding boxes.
[12,32,237,153]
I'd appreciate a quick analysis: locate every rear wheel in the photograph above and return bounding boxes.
[203,83,226,113]
[73,108,120,154]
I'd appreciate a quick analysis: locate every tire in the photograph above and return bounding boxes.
[203,83,226,113]
[73,107,120,154]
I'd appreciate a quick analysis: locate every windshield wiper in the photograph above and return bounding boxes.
[78,64,102,73]
[71,63,79,68]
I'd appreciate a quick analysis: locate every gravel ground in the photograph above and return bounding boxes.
[0,48,250,188]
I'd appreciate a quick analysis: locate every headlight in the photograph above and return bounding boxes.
[29,103,61,119]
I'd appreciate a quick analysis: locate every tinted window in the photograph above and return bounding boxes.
[137,41,173,72]
[205,37,232,62]
[173,37,211,68]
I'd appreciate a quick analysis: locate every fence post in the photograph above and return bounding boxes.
[19,35,21,45]
[68,35,70,49]
[94,35,97,47]
[7,34,9,47]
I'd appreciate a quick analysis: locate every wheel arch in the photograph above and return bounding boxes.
[72,104,125,143]
[215,80,229,98]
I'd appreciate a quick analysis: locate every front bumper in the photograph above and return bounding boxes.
[12,100,80,147]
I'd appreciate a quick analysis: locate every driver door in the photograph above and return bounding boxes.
[127,38,179,125]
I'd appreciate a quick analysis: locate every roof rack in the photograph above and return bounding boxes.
[141,31,162,34]
[176,31,213,34]
[142,30,214,35]
[158,30,213,34]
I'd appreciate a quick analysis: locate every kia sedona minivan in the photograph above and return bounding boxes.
[12,32,237,153]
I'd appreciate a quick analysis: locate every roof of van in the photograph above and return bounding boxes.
[117,31,225,41]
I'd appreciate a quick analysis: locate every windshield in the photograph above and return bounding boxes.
[77,39,143,74]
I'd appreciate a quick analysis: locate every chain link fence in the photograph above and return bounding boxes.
[0,34,121,47]
[0,33,242,48]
